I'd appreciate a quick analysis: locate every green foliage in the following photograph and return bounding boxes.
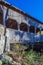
[21,50,43,65]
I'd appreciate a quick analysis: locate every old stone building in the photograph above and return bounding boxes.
[0,1,43,54]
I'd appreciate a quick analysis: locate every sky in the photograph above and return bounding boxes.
[5,0,43,22]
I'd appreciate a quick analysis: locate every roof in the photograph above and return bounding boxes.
[0,1,43,24]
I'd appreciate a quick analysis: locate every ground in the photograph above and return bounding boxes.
[0,43,43,65]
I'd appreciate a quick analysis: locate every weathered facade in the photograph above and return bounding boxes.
[0,1,43,54]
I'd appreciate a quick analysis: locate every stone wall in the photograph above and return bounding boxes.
[0,24,5,54]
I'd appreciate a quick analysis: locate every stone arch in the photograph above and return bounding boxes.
[20,22,28,32]
[6,18,18,30]
[36,28,40,34]
[29,25,35,33]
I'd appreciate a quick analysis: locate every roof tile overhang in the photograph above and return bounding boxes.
[0,1,43,24]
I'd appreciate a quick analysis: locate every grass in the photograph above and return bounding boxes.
[20,50,43,65]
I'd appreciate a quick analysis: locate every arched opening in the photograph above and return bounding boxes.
[0,7,3,24]
[6,18,18,30]
[36,28,40,34]
[40,29,43,34]
[29,26,35,33]
[20,22,28,32]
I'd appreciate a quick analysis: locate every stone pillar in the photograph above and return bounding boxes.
[28,18,30,32]
[6,37,10,53]
[35,27,36,42]
[18,23,20,31]
[28,24,30,32]
[40,28,41,35]
[0,25,5,54]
